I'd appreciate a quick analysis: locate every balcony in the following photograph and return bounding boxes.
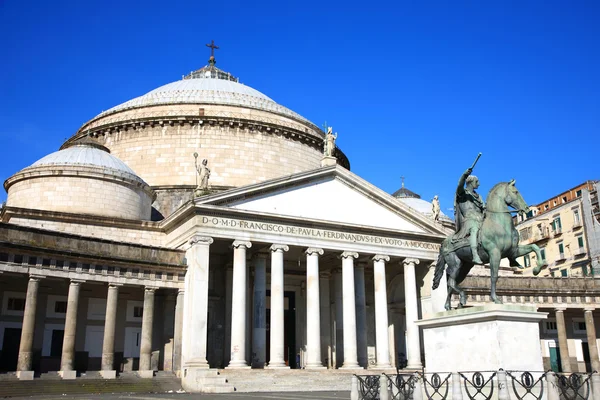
[532,230,550,242]
[556,252,566,261]
[573,220,583,229]
[553,227,563,237]
[574,247,587,256]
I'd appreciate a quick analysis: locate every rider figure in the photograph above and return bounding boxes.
[455,167,485,264]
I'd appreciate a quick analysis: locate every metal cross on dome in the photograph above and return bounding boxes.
[206,40,219,58]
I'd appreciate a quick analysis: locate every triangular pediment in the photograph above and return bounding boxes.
[195,166,446,236]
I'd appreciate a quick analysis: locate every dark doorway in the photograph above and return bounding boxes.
[50,330,64,358]
[0,328,22,371]
[265,291,297,368]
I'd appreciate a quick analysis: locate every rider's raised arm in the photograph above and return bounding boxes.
[456,168,471,195]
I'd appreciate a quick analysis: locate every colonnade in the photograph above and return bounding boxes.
[14,274,177,380]
[183,236,423,372]
[554,307,600,373]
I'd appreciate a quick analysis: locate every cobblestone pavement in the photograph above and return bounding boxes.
[7,391,351,400]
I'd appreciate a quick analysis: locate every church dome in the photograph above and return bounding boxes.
[60,48,350,218]
[392,182,452,223]
[4,139,154,220]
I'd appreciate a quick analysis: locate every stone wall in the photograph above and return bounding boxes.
[99,123,323,188]
[7,174,153,220]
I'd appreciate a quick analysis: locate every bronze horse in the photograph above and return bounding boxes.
[432,180,545,310]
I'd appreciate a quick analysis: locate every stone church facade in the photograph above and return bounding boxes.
[0,54,599,389]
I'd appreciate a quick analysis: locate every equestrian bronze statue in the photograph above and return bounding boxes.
[432,154,545,310]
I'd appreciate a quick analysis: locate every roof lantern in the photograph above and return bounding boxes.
[183,40,239,82]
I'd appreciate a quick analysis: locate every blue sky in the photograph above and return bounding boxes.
[1,1,598,216]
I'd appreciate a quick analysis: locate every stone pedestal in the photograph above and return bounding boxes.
[321,156,337,167]
[415,304,547,372]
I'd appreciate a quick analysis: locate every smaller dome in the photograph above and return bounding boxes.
[28,141,144,185]
[391,183,452,222]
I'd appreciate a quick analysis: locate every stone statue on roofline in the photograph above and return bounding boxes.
[432,195,441,222]
[193,153,211,197]
[432,153,546,310]
[324,127,337,158]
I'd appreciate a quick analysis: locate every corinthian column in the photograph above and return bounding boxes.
[267,244,289,369]
[227,240,252,369]
[372,255,392,369]
[100,283,121,379]
[60,279,84,379]
[305,248,325,369]
[403,258,422,369]
[340,251,361,369]
[16,275,42,380]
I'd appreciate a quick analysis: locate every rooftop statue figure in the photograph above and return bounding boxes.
[324,127,337,157]
[432,195,441,222]
[432,153,545,310]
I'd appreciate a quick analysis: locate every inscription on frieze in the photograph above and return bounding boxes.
[199,216,440,251]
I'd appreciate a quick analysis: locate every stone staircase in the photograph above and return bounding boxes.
[218,368,377,392]
[0,371,182,398]
[183,369,235,393]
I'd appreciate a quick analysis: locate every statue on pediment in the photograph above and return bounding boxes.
[432,195,441,222]
[194,153,211,196]
[324,127,337,157]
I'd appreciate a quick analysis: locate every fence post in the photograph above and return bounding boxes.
[413,373,424,400]
[380,373,390,400]
[591,372,600,400]
[452,372,463,400]
[546,371,560,400]
[351,375,359,400]
[497,370,510,400]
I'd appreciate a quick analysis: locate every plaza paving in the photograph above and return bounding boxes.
[6,392,351,400]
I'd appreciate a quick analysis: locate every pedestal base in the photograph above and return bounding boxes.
[100,370,117,379]
[16,371,34,380]
[416,304,547,372]
[58,370,77,380]
[321,156,337,167]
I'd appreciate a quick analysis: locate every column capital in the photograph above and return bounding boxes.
[70,279,86,285]
[177,288,185,295]
[108,283,122,289]
[189,235,214,246]
[305,247,324,256]
[584,307,596,312]
[270,244,289,253]
[402,258,420,267]
[372,255,390,263]
[29,274,45,281]
[145,286,158,293]
[555,307,567,312]
[339,251,359,260]
[232,240,252,249]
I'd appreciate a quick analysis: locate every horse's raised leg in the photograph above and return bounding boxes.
[489,249,502,304]
[513,243,546,275]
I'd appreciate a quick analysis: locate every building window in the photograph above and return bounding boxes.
[524,254,531,268]
[551,216,562,233]
[578,236,585,249]
[545,321,558,332]
[573,209,581,225]
[553,200,557,206]
[54,301,67,313]
[545,204,549,211]
[558,242,565,259]
[540,248,546,262]
[562,196,568,203]
[7,298,26,311]
[573,320,587,334]
[133,306,143,318]
[576,190,582,197]
[560,269,568,277]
